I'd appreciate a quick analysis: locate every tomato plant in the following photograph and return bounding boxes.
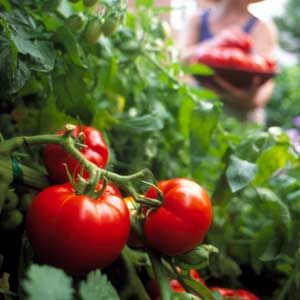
[43,125,109,183]
[0,0,299,299]
[144,178,213,256]
[26,182,130,274]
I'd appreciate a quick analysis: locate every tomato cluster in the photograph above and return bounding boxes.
[28,126,213,279]
[196,33,277,73]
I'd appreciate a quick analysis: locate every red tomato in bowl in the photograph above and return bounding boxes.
[26,182,130,274]
[144,178,212,256]
[43,125,109,184]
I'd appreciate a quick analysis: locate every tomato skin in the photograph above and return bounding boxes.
[144,178,212,256]
[26,182,130,274]
[211,287,260,300]
[235,290,260,300]
[217,34,252,54]
[43,125,109,184]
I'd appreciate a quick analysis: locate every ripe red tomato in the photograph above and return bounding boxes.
[26,182,130,274]
[217,33,252,54]
[211,287,260,300]
[43,125,109,184]
[144,178,212,256]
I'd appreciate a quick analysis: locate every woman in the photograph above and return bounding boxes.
[182,0,277,124]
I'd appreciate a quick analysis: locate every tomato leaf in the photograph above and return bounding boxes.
[253,144,295,186]
[179,277,214,300]
[183,63,214,76]
[175,244,219,270]
[116,114,164,133]
[55,27,86,67]
[79,270,120,300]
[22,264,73,300]
[226,155,257,192]
[251,188,291,262]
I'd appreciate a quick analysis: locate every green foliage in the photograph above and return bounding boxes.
[274,0,300,61]
[0,0,300,299]
[22,265,73,300]
[266,65,300,128]
[226,155,257,192]
[79,270,120,300]
[22,265,120,300]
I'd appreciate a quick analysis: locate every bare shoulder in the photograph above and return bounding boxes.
[251,19,278,55]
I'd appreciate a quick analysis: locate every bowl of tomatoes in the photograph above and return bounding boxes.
[193,34,278,89]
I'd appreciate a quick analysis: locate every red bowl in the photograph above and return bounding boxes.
[196,64,278,89]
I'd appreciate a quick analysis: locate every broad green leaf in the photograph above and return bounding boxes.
[183,63,214,76]
[55,27,85,67]
[116,114,164,133]
[79,270,120,300]
[226,155,257,192]
[22,264,73,300]
[10,34,55,72]
[253,145,294,185]
[251,188,291,263]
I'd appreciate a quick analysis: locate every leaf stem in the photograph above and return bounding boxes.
[0,129,156,196]
[148,250,173,300]
[121,246,151,300]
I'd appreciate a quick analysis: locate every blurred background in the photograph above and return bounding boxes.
[128,0,300,129]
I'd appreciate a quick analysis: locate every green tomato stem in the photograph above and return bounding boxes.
[148,250,173,300]
[0,288,17,297]
[0,156,48,193]
[0,127,156,196]
[0,181,9,214]
[121,246,151,300]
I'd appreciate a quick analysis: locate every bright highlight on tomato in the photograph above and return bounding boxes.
[43,125,109,184]
[144,178,213,256]
[26,182,130,274]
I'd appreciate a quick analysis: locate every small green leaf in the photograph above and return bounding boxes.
[254,145,294,186]
[116,114,164,133]
[180,277,213,300]
[175,244,219,270]
[226,155,257,192]
[79,270,120,300]
[22,264,73,300]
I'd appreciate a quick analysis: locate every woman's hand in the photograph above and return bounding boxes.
[212,75,264,109]
[214,76,261,109]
